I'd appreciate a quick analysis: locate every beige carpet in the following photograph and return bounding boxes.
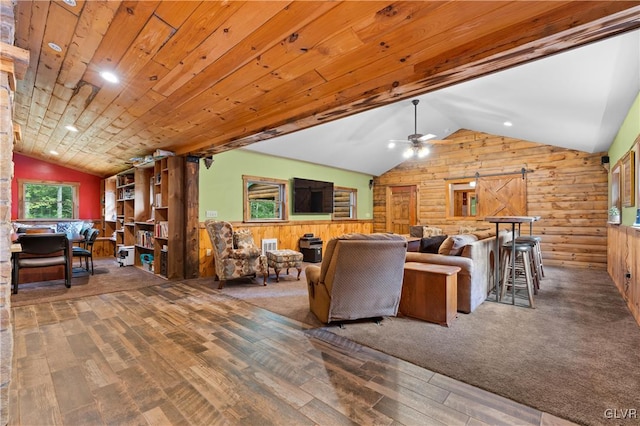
[202,265,640,426]
[10,258,167,307]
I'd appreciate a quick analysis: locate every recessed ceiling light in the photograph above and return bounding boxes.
[503,121,513,127]
[62,0,77,6]
[100,71,119,84]
[65,125,78,132]
[47,42,62,52]
[50,150,59,156]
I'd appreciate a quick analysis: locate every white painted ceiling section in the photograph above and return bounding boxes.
[243,30,640,176]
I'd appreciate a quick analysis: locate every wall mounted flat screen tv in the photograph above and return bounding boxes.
[293,177,334,214]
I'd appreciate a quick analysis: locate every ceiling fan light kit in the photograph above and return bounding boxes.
[389,99,443,159]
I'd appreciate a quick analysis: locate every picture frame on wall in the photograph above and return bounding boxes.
[635,134,640,208]
[621,150,635,207]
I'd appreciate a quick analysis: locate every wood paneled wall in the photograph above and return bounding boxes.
[374,130,609,269]
[198,220,373,277]
[608,225,640,326]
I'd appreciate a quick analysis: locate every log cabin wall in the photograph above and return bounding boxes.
[374,129,609,269]
[198,220,373,277]
[608,225,640,326]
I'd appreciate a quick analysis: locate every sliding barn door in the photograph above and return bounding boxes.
[476,175,527,217]
[386,185,417,234]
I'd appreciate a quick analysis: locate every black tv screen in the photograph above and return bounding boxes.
[293,178,334,214]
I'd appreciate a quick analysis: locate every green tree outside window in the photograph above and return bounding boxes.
[24,183,75,219]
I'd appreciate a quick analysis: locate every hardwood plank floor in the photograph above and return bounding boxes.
[10,282,576,425]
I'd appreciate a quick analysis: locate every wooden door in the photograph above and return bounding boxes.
[386,185,417,234]
[476,175,527,217]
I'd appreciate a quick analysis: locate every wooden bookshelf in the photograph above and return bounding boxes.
[106,157,185,279]
[153,156,185,279]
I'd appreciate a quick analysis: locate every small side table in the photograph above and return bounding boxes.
[266,249,303,282]
[400,262,460,327]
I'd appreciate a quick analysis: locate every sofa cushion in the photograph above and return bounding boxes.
[438,234,479,256]
[419,235,448,253]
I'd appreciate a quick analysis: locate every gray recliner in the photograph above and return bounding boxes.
[305,233,407,324]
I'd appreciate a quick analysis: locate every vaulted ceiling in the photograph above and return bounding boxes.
[8,1,640,178]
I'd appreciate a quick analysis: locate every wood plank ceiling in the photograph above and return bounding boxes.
[10,1,640,177]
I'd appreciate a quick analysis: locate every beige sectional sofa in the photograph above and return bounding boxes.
[405,229,512,313]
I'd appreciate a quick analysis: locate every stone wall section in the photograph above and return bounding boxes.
[1,1,16,424]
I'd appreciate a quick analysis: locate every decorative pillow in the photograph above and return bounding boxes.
[438,234,478,256]
[80,221,95,233]
[472,229,495,240]
[12,222,32,233]
[419,235,448,254]
[56,221,83,235]
[422,226,443,237]
[233,229,255,249]
[458,226,477,234]
[409,225,424,238]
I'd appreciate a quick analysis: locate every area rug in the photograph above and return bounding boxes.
[313,266,640,426]
[10,258,167,307]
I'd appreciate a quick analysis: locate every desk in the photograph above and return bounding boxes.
[485,216,540,304]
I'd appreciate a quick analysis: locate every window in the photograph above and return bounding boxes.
[333,186,357,219]
[243,175,288,222]
[446,179,477,218]
[18,179,79,219]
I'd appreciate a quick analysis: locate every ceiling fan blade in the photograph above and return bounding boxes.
[425,139,450,144]
[389,139,411,143]
[417,133,437,142]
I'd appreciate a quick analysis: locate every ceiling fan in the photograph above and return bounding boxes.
[388,99,447,158]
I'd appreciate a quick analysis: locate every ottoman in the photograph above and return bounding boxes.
[266,249,303,282]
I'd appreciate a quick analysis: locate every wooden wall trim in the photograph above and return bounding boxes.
[607,224,640,326]
[198,220,373,278]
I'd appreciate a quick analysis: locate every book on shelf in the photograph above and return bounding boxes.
[155,193,162,207]
[155,221,169,238]
[136,230,154,249]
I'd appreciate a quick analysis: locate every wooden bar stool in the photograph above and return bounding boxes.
[514,237,542,293]
[516,235,544,279]
[500,243,535,308]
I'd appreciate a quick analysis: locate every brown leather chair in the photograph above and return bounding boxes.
[305,233,408,324]
[12,233,71,294]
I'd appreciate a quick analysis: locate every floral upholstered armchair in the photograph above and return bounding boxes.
[205,220,267,289]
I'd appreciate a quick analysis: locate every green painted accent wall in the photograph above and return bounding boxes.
[608,91,640,225]
[199,149,373,222]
